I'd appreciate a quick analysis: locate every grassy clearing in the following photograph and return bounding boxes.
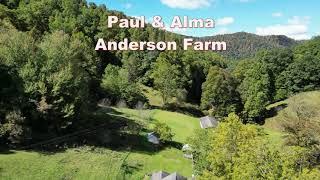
[264,91,320,131]
[0,148,125,180]
[0,146,192,180]
[263,128,285,147]
[125,147,193,179]
[113,108,200,178]
[152,110,200,143]
[117,108,200,143]
[0,107,198,180]
[263,91,320,147]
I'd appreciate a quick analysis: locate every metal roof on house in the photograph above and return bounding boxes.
[162,172,187,180]
[151,171,187,180]
[151,171,170,180]
[147,132,160,145]
[200,116,218,129]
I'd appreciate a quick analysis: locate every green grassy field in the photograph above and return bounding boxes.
[264,91,320,131]
[2,89,317,179]
[0,148,125,180]
[0,108,199,180]
[0,146,193,180]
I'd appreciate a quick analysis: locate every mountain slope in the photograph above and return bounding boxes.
[198,32,298,59]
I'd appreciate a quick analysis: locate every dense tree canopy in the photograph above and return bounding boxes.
[201,66,240,116]
[276,56,320,100]
[199,32,297,59]
[239,61,272,120]
[101,64,146,107]
[152,54,184,105]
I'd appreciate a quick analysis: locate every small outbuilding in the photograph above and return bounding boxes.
[182,144,192,151]
[182,144,193,159]
[199,116,218,129]
[147,132,160,145]
[151,171,187,180]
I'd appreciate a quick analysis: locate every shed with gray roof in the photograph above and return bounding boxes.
[151,171,187,180]
[199,116,218,129]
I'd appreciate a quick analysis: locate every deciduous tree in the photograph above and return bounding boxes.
[201,66,241,116]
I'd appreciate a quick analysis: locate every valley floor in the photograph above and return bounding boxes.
[1,91,319,180]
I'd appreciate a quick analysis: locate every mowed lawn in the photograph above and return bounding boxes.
[0,147,192,180]
[0,148,125,180]
[152,110,200,143]
[0,108,200,180]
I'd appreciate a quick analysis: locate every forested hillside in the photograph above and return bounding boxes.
[1,0,320,179]
[199,32,298,59]
[0,0,185,145]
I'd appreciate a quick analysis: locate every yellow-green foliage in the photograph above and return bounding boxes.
[141,85,164,107]
[295,169,320,180]
[153,121,174,142]
[199,113,319,180]
[201,113,282,179]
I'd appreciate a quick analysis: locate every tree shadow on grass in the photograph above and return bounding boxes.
[160,103,204,117]
[121,161,143,176]
[265,103,288,118]
[18,107,182,156]
[165,141,183,150]
[0,148,16,154]
[259,103,288,125]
